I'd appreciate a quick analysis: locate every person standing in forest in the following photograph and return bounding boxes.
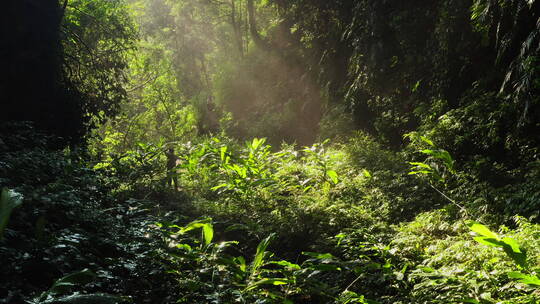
[165,147,179,190]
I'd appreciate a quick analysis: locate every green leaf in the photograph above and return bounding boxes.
[507,272,540,286]
[468,222,528,268]
[220,146,228,162]
[225,223,249,232]
[47,269,97,295]
[408,170,433,175]
[252,233,275,273]
[499,237,527,268]
[501,237,522,253]
[202,222,214,246]
[211,183,229,191]
[269,260,301,270]
[420,136,435,146]
[326,170,339,184]
[234,256,247,273]
[250,138,265,150]
[419,267,435,273]
[503,248,528,269]
[245,278,290,291]
[176,243,192,251]
[181,218,214,245]
[408,162,432,169]
[473,237,505,248]
[362,169,372,178]
[467,222,498,239]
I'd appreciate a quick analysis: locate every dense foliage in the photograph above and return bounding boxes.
[1,0,539,303]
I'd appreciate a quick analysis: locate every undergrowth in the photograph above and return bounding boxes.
[1,124,539,303]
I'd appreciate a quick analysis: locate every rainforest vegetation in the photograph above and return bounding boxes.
[1,0,540,303]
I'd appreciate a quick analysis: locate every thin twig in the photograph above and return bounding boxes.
[428,183,469,218]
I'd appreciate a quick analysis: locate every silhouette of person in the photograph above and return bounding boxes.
[165,147,178,190]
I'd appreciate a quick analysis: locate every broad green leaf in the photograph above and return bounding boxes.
[501,237,522,253]
[421,149,436,156]
[508,271,529,279]
[220,146,227,162]
[202,222,214,245]
[181,218,214,245]
[473,237,505,248]
[502,245,528,269]
[269,260,301,270]
[408,170,432,175]
[326,170,339,184]
[362,169,372,178]
[245,278,290,291]
[252,233,275,273]
[176,243,192,251]
[500,237,527,268]
[211,183,228,191]
[250,138,265,150]
[467,222,498,239]
[234,256,247,273]
[225,223,249,232]
[408,162,432,169]
[469,222,528,268]
[420,136,433,146]
[49,269,96,295]
[438,150,455,171]
[507,272,540,286]
[420,267,435,273]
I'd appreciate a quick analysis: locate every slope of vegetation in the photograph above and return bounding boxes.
[1,0,539,303]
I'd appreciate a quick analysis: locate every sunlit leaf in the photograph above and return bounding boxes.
[234,256,247,273]
[501,237,522,253]
[220,146,228,162]
[181,218,214,245]
[202,222,214,246]
[408,162,432,169]
[269,260,301,270]
[420,136,434,146]
[507,272,540,286]
[211,183,228,191]
[326,170,339,184]
[245,278,290,291]
[252,233,275,273]
[473,237,504,247]
[467,222,498,239]
[362,169,372,178]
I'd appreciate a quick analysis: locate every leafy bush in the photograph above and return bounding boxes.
[393,211,540,303]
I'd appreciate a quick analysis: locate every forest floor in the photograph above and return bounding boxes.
[1,125,539,304]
